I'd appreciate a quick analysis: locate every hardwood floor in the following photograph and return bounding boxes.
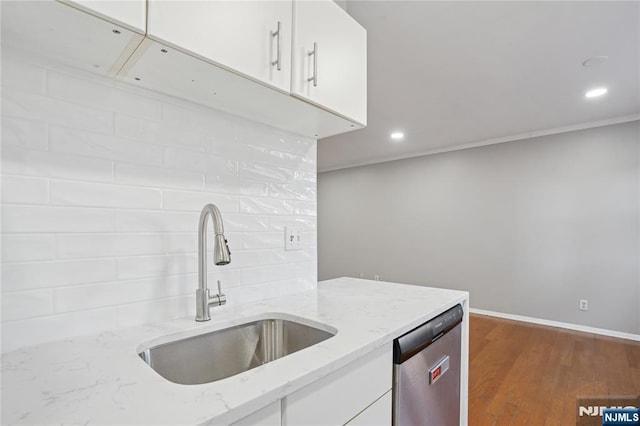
[468,314,640,425]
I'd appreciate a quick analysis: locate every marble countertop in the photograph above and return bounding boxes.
[1,278,468,425]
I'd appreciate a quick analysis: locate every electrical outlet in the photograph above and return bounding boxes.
[374,274,380,281]
[579,299,588,311]
[284,227,302,251]
[359,272,364,278]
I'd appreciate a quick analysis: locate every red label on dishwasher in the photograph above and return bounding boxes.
[431,366,442,381]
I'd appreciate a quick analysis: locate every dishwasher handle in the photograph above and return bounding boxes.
[393,304,463,364]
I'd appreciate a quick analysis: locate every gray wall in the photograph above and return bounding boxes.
[318,121,640,334]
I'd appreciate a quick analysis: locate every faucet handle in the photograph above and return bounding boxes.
[208,280,226,307]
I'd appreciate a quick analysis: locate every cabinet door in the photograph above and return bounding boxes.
[292,0,367,126]
[147,1,292,93]
[58,0,146,34]
[282,343,391,425]
[231,401,281,426]
[346,390,392,426]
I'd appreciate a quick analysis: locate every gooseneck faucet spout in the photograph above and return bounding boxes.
[196,204,231,322]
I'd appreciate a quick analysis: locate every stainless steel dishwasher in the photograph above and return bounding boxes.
[392,304,463,425]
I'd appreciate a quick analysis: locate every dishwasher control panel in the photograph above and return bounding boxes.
[393,303,463,364]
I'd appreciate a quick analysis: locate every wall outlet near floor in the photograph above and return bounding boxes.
[284,226,302,251]
[359,272,364,278]
[374,274,380,281]
[579,299,588,311]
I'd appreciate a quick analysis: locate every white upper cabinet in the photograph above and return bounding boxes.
[147,1,293,93]
[59,0,147,34]
[1,1,145,78]
[3,0,367,139]
[291,0,367,126]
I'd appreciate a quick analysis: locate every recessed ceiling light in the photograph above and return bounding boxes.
[585,88,607,98]
[390,132,404,141]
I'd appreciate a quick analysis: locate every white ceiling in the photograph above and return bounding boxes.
[319,1,640,171]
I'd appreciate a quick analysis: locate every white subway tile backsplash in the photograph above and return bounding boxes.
[225,283,273,305]
[164,232,242,254]
[47,72,162,121]
[206,268,242,289]
[231,248,315,269]
[114,210,196,233]
[162,189,238,212]
[116,295,192,329]
[162,103,236,140]
[302,231,318,246]
[0,59,46,95]
[267,149,309,169]
[269,182,316,201]
[116,254,196,280]
[239,144,271,163]
[2,308,118,353]
[56,234,167,258]
[54,275,192,313]
[2,259,116,291]
[3,88,113,133]
[295,170,316,183]
[1,54,317,352]
[204,175,268,197]
[163,147,238,175]
[2,145,114,182]
[239,161,295,182]
[162,233,198,254]
[241,145,315,172]
[226,279,311,304]
[2,205,113,233]
[239,197,294,215]
[51,181,161,209]
[296,261,318,282]
[223,214,270,232]
[1,175,49,204]
[1,117,48,150]
[1,289,53,321]
[231,250,288,269]
[294,201,317,216]
[50,126,163,166]
[237,124,315,155]
[115,114,207,151]
[268,216,316,231]
[1,235,55,262]
[115,162,203,190]
[242,264,296,285]
[242,232,283,250]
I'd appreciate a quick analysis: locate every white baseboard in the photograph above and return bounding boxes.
[469,308,640,342]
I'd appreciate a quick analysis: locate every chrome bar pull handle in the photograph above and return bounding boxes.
[307,42,318,87]
[271,21,282,71]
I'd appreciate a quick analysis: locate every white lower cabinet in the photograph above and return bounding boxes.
[282,343,392,425]
[346,390,392,426]
[231,400,281,426]
[228,343,392,425]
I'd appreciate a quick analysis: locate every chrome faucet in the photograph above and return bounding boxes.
[196,204,231,322]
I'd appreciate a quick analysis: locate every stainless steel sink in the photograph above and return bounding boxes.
[138,318,336,385]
